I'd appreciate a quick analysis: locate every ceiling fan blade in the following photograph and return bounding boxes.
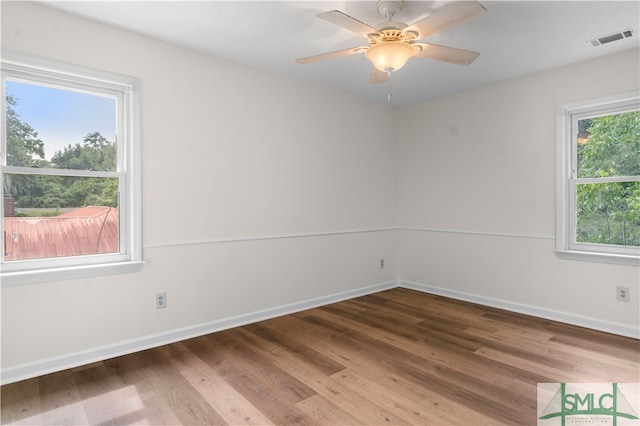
[317,10,378,37]
[405,1,487,39]
[414,43,480,66]
[370,68,389,84]
[296,46,368,64]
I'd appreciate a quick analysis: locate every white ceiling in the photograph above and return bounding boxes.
[40,1,640,106]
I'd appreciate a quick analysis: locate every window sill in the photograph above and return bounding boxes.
[1,261,145,287]
[554,250,639,267]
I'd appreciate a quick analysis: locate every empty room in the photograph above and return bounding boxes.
[1,1,639,424]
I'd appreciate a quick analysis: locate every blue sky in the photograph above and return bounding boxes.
[6,80,116,160]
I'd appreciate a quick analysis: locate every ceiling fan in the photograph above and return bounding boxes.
[296,0,487,84]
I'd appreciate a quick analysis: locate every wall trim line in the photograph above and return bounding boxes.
[398,226,555,240]
[143,226,555,250]
[143,227,397,249]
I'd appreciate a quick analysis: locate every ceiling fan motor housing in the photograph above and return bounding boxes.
[369,29,416,45]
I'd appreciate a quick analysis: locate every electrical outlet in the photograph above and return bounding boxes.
[156,292,167,309]
[380,258,385,269]
[616,286,630,302]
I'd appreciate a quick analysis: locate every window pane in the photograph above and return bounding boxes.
[5,80,116,171]
[576,181,640,247]
[577,111,640,178]
[3,174,119,261]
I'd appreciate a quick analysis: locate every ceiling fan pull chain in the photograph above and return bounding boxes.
[387,71,393,103]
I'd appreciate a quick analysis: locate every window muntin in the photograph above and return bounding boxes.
[556,92,640,264]
[1,53,141,284]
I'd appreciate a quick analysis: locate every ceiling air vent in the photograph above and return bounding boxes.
[590,29,634,47]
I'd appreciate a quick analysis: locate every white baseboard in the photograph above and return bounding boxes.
[3,279,637,385]
[399,280,640,340]
[0,281,397,385]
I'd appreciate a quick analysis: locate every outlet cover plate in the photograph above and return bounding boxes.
[616,286,630,302]
[156,292,167,309]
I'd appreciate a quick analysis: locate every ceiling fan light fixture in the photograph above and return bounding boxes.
[365,41,415,72]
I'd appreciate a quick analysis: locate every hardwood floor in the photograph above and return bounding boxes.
[2,288,639,425]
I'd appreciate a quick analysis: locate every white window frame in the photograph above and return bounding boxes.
[1,51,143,286]
[555,90,640,266]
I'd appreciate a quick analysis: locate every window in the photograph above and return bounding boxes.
[556,91,640,265]
[1,52,142,285]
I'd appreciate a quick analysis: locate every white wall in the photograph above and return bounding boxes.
[396,49,640,333]
[1,2,639,383]
[0,2,398,378]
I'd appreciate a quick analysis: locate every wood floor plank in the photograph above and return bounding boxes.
[392,353,531,424]
[157,342,275,425]
[332,367,499,425]
[272,352,410,425]
[242,321,346,376]
[73,362,149,425]
[319,302,425,341]
[37,369,90,425]
[549,327,640,361]
[103,352,185,425]
[282,313,533,423]
[209,329,317,404]
[2,288,638,425]
[131,348,227,425]
[471,325,640,377]
[294,394,363,425]
[330,368,427,424]
[187,331,316,425]
[473,346,579,383]
[180,366,274,425]
[386,288,499,327]
[308,307,432,356]
[309,303,549,402]
[0,378,42,425]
